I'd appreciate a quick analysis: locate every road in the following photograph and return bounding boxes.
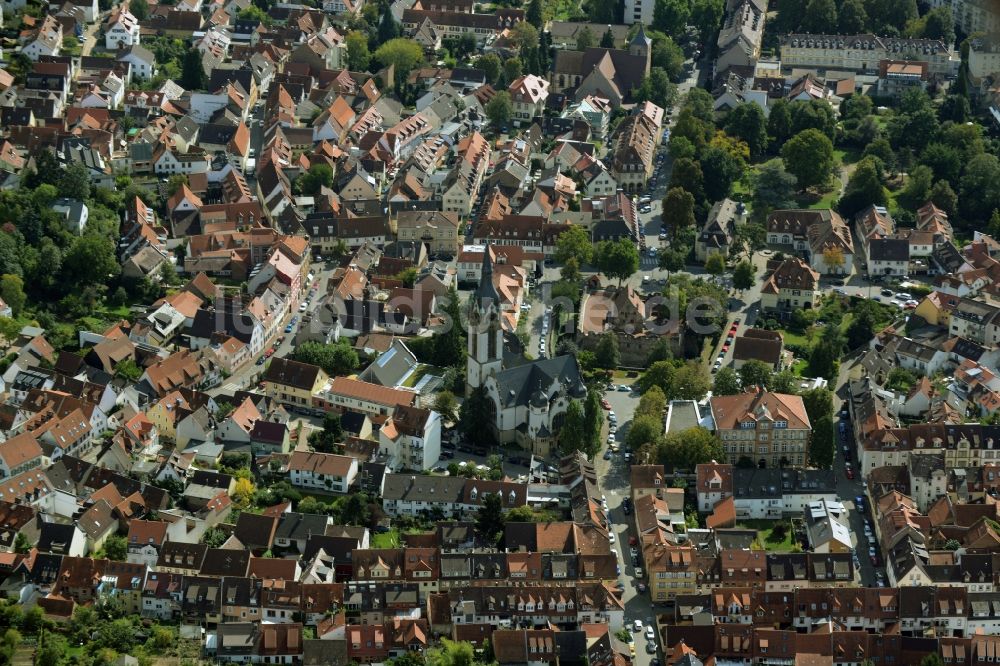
[211,259,333,398]
[80,16,100,56]
[595,385,663,666]
[832,351,883,588]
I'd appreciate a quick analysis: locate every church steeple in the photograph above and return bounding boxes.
[630,24,652,75]
[467,244,504,394]
[474,245,501,312]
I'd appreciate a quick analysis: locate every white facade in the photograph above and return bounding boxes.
[105,10,140,49]
[379,409,442,471]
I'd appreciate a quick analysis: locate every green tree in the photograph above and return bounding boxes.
[526,0,543,28]
[739,360,772,390]
[808,342,839,382]
[237,4,269,23]
[97,618,136,653]
[378,12,400,44]
[669,157,705,201]
[637,385,667,419]
[475,53,502,85]
[766,98,793,146]
[601,27,616,48]
[558,400,587,454]
[705,253,726,275]
[724,103,768,160]
[475,492,505,546]
[637,360,676,395]
[929,179,958,219]
[459,385,495,444]
[290,340,360,375]
[670,361,710,400]
[633,67,677,110]
[594,239,639,286]
[801,387,833,424]
[838,0,868,33]
[661,187,696,240]
[346,31,371,72]
[890,108,940,151]
[810,414,835,468]
[649,31,686,80]
[789,99,837,140]
[838,156,887,217]
[64,235,119,286]
[181,48,207,90]
[627,414,663,451]
[129,0,149,20]
[586,0,617,22]
[322,412,343,442]
[781,129,834,190]
[502,57,523,84]
[922,6,955,44]
[939,94,969,123]
[583,389,604,456]
[690,0,725,43]
[899,164,934,210]
[294,164,334,195]
[712,366,740,395]
[114,358,142,381]
[0,274,25,316]
[104,534,127,561]
[35,633,66,666]
[732,260,755,291]
[700,144,744,201]
[653,0,690,37]
[846,302,877,350]
[751,160,798,218]
[426,639,478,666]
[374,38,425,84]
[555,225,593,265]
[801,0,836,33]
[60,161,91,201]
[485,91,513,129]
[13,532,30,553]
[595,333,620,369]
[771,369,798,393]
[658,426,725,469]
[575,26,595,50]
[960,154,1000,222]
[432,390,458,422]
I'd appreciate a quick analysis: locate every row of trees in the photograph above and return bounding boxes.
[773,0,943,41]
[558,389,605,457]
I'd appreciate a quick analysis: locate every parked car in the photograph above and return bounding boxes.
[645,626,655,641]
[633,620,643,632]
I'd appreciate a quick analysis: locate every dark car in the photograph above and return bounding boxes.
[646,642,657,654]
[440,451,454,459]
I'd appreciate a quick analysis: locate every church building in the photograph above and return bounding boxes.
[467,248,586,457]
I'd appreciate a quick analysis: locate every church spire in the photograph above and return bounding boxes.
[474,244,501,310]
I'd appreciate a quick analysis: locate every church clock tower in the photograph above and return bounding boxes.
[467,246,504,394]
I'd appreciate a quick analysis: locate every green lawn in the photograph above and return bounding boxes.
[738,520,796,551]
[371,529,401,549]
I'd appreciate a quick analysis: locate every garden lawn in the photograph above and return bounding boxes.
[738,519,795,551]
[371,528,401,549]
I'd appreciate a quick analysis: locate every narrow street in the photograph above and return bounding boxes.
[595,386,662,666]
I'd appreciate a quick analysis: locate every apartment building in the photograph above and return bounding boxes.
[780,33,959,76]
[708,390,812,469]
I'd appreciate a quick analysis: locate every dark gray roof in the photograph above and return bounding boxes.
[274,512,329,543]
[494,354,583,408]
[37,522,79,555]
[381,474,466,503]
[869,237,909,261]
